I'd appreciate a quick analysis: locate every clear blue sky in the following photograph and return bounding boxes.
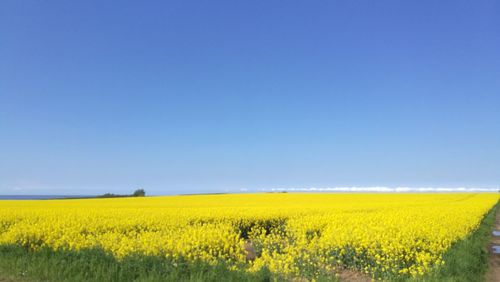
[1,1,499,195]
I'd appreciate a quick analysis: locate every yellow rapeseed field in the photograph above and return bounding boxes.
[0,193,498,279]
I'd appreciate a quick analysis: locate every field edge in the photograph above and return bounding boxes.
[408,201,499,282]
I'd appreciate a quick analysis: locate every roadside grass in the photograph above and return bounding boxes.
[0,246,276,282]
[404,202,499,282]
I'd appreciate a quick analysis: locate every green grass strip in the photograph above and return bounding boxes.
[0,246,277,282]
[409,202,499,282]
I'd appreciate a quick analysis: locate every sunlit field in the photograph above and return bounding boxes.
[0,193,498,281]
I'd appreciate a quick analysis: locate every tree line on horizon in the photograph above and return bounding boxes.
[97,189,146,198]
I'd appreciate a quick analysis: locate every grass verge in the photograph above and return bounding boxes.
[0,246,275,282]
[407,202,499,282]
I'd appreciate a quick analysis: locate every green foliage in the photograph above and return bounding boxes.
[0,245,275,282]
[95,189,146,199]
[133,189,146,197]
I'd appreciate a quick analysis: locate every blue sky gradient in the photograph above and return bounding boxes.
[1,1,499,195]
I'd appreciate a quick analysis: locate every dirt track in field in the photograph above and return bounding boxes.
[487,205,500,282]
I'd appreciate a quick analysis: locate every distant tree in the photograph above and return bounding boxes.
[133,189,146,197]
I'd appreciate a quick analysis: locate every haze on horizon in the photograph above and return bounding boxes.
[1,0,499,195]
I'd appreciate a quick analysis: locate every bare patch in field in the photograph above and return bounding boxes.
[244,240,256,261]
[0,278,20,282]
[336,268,372,282]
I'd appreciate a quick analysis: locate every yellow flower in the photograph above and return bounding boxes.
[0,193,497,279]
